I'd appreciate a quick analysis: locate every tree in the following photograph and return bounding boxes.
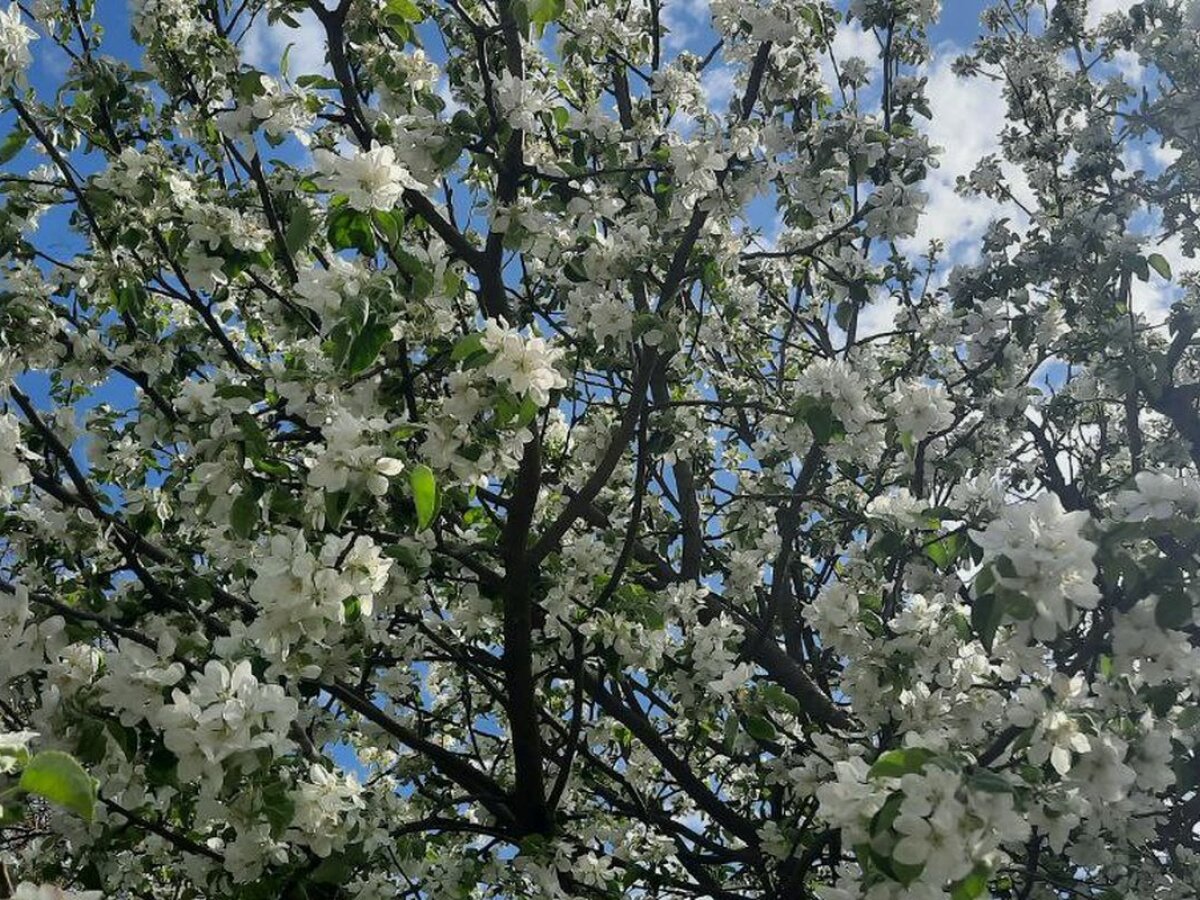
[0,0,1198,896]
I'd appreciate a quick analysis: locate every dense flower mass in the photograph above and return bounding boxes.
[0,4,35,91]
[157,659,298,782]
[0,0,1199,899]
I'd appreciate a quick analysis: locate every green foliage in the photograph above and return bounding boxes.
[19,751,97,821]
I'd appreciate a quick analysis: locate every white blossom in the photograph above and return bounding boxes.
[971,494,1101,640]
[480,319,567,407]
[314,143,425,212]
[0,4,35,91]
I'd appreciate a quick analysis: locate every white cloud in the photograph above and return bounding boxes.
[832,18,879,62]
[661,0,712,54]
[242,7,329,79]
[1083,0,1138,28]
[857,289,901,338]
[701,65,737,114]
[903,43,1030,263]
[818,18,883,98]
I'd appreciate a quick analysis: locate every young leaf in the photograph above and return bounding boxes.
[868,747,937,779]
[744,715,778,742]
[950,866,990,900]
[971,591,1005,653]
[327,206,377,256]
[230,490,260,539]
[926,532,965,570]
[409,464,439,530]
[341,318,391,375]
[0,125,29,165]
[530,0,564,31]
[1147,252,1172,280]
[20,751,96,821]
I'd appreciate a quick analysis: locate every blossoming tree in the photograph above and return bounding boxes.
[0,0,1199,896]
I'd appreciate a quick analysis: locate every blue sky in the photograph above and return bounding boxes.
[22,2,996,107]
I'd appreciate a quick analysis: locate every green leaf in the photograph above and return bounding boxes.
[452,332,488,365]
[327,206,377,255]
[295,74,342,90]
[967,770,1013,794]
[869,747,937,779]
[260,780,295,838]
[215,384,261,402]
[431,136,464,171]
[145,742,178,787]
[514,395,540,429]
[1144,684,1179,717]
[1147,252,1172,280]
[324,488,361,529]
[386,0,423,21]
[235,70,268,101]
[926,532,965,570]
[870,792,904,836]
[76,720,109,767]
[311,853,355,884]
[890,857,926,887]
[409,464,439,531]
[0,801,26,826]
[529,0,564,30]
[372,208,403,246]
[744,715,778,742]
[230,490,260,539]
[338,318,391,375]
[866,838,924,887]
[834,300,854,331]
[761,683,801,717]
[349,320,391,374]
[722,714,739,753]
[801,400,837,444]
[284,202,316,256]
[20,750,96,821]
[950,865,990,900]
[253,457,291,477]
[0,125,29,165]
[235,412,269,461]
[971,590,1004,653]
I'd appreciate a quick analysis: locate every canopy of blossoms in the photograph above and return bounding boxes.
[0,0,1199,898]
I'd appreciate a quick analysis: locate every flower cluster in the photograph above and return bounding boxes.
[288,764,366,858]
[0,4,35,92]
[970,494,1101,641]
[0,412,31,503]
[304,409,406,498]
[314,143,425,212]
[479,319,567,407]
[247,530,392,662]
[158,660,298,783]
